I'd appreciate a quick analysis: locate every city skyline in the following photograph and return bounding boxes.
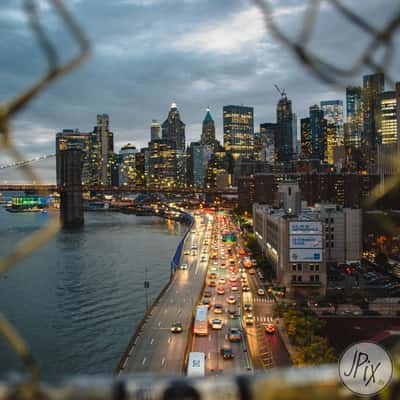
[1,0,399,165]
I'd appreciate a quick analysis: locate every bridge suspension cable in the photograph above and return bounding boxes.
[0,154,56,170]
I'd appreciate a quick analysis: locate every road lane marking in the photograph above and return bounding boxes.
[150,338,154,345]
[142,357,147,365]
[168,336,172,344]
[161,357,166,366]
[158,321,161,327]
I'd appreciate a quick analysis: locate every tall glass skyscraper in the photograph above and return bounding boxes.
[200,108,216,147]
[150,120,161,141]
[320,100,344,146]
[161,102,186,150]
[345,86,362,148]
[223,105,254,159]
[276,95,294,163]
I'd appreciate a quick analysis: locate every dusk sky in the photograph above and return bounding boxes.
[0,0,399,180]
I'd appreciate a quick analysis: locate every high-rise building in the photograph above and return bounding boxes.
[200,108,216,147]
[309,104,327,162]
[223,105,254,159]
[161,102,185,150]
[150,120,161,141]
[56,129,90,185]
[378,91,397,145]
[187,142,212,188]
[345,86,363,148]
[275,95,294,162]
[320,100,344,146]
[362,73,384,169]
[148,139,177,189]
[89,114,115,186]
[256,123,276,162]
[300,117,311,159]
[119,143,139,186]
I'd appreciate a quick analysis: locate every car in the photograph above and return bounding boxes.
[242,284,250,292]
[208,280,217,287]
[248,269,256,275]
[180,263,188,270]
[244,303,252,312]
[231,286,238,292]
[191,245,197,250]
[184,250,190,255]
[257,288,265,296]
[170,322,183,333]
[264,323,276,334]
[228,328,241,342]
[209,272,217,280]
[245,313,254,325]
[217,286,225,294]
[227,295,236,304]
[191,250,196,256]
[202,298,211,308]
[219,278,226,285]
[220,346,234,359]
[211,318,223,329]
[213,304,223,314]
[204,290,212,298]
[229,275,238,282]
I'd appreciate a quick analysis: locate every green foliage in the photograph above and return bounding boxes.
[277,304,336,366]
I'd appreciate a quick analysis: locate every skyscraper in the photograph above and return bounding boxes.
[256,123,276,162]
[362,73,384,168]
[89,114,114,186]
[345,86,363,148]
[378,91,397,145]
[148,139,177,189]
[187,142,212,188]
[223,105,254,159]
[161,102,185,150]
[320,100,344,146]
[150,120,161,141]
[301,117,311,159]
[275,95,294,163]
[200,108,216,147]
[119,143,138,186]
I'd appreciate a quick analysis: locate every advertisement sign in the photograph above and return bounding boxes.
[290,235,322,249]
[290,249,323,262]
[289,221,322,235]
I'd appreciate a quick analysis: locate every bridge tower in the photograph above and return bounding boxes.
[59,147,84,228]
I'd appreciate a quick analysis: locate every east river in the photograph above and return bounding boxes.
[0,207,184,380]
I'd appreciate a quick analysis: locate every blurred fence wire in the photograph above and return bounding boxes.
[0,0,89,391]
[251,0,400,87]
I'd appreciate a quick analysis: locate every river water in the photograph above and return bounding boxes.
[0,207,184,380]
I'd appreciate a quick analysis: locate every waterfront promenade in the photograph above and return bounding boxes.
[119,213,209,374]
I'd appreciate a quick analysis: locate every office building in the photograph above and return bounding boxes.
[148,139,177,189]
[56,129,90,185]
[206,149,233,189]
[362,73,385,169]
[187,142,213,188]
[200,108,216,148]
[150,120,161,141]
[378,91,397,145]
[345,86,363,148]
[256,123,276,162]
[161,102,185,150]
[89,114,114,186]
[275,94,294,162]
[223,105,254,159]
[320,100,344,147]
[119,143,139,186]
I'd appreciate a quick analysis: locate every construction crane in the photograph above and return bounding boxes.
[274,84,287,98]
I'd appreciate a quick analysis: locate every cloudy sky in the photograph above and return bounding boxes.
[0,0,399,181]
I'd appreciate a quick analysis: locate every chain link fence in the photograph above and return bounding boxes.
[0,0,399,398]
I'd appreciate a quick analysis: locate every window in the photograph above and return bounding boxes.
[331,234,334,240]
[315,265,320,272]
[310,265,314,272]
[310,275,315,282]
[292,275,296,282]
[298,275,302,282]
[292,265,297,271]
[330,218,334,223]
[315,275,320,281]
[298,264,302,271]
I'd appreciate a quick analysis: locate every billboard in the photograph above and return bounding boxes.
[289,221,322,235]
[290,235,322,249]
[290,249,323,262]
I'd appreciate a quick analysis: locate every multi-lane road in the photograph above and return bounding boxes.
[122,213,210,374]
[122,209,290,376]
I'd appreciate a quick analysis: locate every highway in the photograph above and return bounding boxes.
[191,212,251,376]
[122,213,210,374]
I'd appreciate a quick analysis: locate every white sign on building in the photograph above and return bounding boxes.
[290,235,322,249]
[290,249,323,262]
[289,221,322,235]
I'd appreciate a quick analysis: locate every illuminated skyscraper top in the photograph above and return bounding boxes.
[161,102,185,150]
[200,107,216,147]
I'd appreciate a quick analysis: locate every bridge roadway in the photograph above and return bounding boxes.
[122,213,210,374]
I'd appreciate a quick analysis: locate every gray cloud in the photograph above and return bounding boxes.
[0,0,399,178]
